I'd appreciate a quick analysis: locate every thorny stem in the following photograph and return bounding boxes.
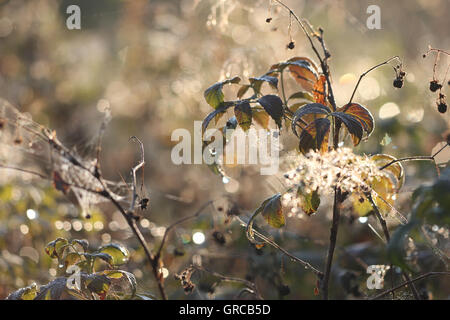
[321,188,342,299]
[348,56,400,104]
[367,194,421,300]
[371,272,450,300]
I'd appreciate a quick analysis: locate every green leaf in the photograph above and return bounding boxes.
[257,95,283,129]
[289,102,308,113]
[6,283,38,300]
[202,104,232,133]
[237,85,251,99]
[246,194,285,245]
[97,243,129,266]
[85,273,110,299]
[45,238,69,259]
[86,252,114,266]
[297,186,320,215]
[234,101,252,131]
[35,278,68,300]
[204,77,241,109]
[249,75,278,92]
[64,252,82,268]
[252,108,270,129]
[204,82,224,109]
[372,154,405,191]
[288,91,315,102]
[387,219,420,273]
[71,239,89,252]
[100,270,137,299]
[261,193,285,228]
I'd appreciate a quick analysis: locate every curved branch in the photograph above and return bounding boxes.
[371,272,450,300]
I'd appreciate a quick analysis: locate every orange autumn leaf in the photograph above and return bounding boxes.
[313,75,326,104]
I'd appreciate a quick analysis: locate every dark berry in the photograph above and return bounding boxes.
[430,80,442,92]
[266,17,272,23]
[393,78,403,88]
[212,231,226,245]
[422,54,426,58]
[399,71,406,77]
[173,248,185,256]
[438,102,447,113]
[287,41,295,50]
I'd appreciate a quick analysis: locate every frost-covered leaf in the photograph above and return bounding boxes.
[97,243,129,266]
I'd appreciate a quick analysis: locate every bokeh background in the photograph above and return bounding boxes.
[0,0,449,299]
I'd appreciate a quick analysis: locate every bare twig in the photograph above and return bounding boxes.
[379,142,449,176]
[235,216,323,278]
[348,56,400,104]
[371,271,450,300]
[128,136,145,212]
[321,188,342,299]
[192,265,263,300]
[155,200,214,262]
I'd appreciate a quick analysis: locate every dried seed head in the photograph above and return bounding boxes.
[280,148,389,215]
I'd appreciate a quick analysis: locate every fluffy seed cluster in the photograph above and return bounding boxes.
[281,148,388,212]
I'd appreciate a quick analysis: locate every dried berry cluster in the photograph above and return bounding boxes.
[423,48,449,114]
[393,64,406,88]
[174,266,196,294]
